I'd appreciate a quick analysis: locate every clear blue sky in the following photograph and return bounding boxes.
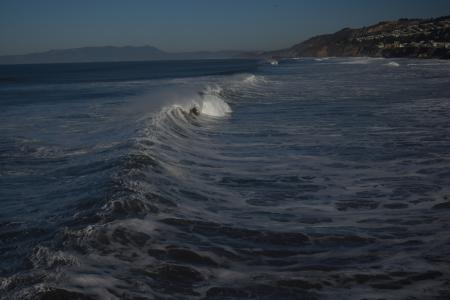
[1,0,449,55]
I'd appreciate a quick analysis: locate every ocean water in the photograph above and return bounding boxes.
[1,58,450,299]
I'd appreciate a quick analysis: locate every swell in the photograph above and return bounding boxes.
[4,58,449,299]
[0,59,259,86]
[0,73,267,299]
[103,80,246,217]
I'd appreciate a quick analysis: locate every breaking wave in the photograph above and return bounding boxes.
[385,61,400,67]
[338,57,385,65]
[2,58,450,300]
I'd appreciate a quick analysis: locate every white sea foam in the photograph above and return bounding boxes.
[240,74,266,86]
[339,57,384,65]
[200,94,231,117]
[243,74,259,83]
[128,81,232,119]
[385,61,400,67]
[193,86,231,117]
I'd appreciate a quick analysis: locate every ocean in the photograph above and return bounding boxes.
[1,58,450,299]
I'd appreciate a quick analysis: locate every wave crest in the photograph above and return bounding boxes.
[385,61,400,67]
[199,86,231,117]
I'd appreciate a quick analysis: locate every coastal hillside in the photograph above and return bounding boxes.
[268,16,450,59]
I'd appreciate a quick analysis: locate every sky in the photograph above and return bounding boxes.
[1,0,450,56]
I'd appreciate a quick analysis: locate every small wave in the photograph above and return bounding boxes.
[230,74,266,85]
[339,57,384,65]
[407,61,450,66]
[314,57,330,62]
[243,74,259,84]
[238,74,267,86]
[385,61,400,67]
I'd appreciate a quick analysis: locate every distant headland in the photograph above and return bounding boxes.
[266,16,450,59]
[1,16,449,65]
[0,46,246,65]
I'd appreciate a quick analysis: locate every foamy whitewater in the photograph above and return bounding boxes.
[1,58,450,299]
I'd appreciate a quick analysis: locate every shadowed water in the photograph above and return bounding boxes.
[1,58,450,299]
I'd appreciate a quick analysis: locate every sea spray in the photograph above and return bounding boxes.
[199,86,231,117]
[2,59,450,300]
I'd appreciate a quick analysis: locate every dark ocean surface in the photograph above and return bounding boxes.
[1,58,450,299]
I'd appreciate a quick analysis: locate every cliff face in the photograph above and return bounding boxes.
[268,16,450,59]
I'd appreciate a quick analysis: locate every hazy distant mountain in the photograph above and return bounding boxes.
[0,46,246,65]
[266,16,450,59]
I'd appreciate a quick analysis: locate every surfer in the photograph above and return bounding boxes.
[190,106,200,116]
